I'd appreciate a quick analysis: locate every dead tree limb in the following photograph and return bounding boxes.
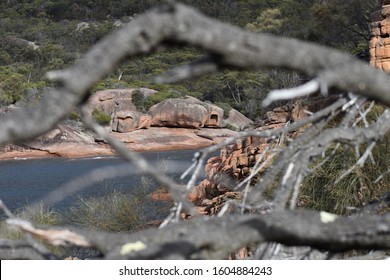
[5,209,389,260]
[62,209,390,259]
[1,2,390,260]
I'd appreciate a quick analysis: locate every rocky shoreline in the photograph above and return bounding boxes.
[0,124,238,160]
[1,89,252,161]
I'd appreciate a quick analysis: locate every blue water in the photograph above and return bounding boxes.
[0,149,210,213]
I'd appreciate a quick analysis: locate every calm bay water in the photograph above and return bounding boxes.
[0,149,209,213]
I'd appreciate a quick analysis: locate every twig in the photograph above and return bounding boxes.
[235,145,272,190]
[7,219,91,247]
[289,173,303,210]
[262,79,320,107]
[335,141,376,184]
[199,97,347,157]
[0,199,15,218]
[185,152,205,191]
[75,209,390,259]
[374,169,390,183]
[81,111,195,214]
[342,93,359,111]
[153,57,219,84]
[353,100,376,127]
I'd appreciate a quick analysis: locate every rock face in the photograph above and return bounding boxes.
[89,92,225,131]
[87,88,157,119]
[148,98,224,129]
[112,127,238,152]
[87,89,135,117]
[0,121,113,159]
[112,111,152,132]
[223,109,253,131]
[370,1,390,71]
[203,102,224,127]
[0,89,242,159]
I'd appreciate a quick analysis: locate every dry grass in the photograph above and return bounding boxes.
[299,105,390,215]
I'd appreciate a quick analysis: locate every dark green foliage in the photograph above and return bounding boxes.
[91,108,111,125]
[131,89,145,112]
[0,0,381,117]
[244,0,381,52]
[0,66,27,105]
[93,78,129,91]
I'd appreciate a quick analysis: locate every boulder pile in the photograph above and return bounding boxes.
[87,91,238,132]
[189,97,339,213]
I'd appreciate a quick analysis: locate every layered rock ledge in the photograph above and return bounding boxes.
[1,88,251,160]
[0,123,238,160]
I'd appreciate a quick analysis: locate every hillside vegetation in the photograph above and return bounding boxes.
[0,0,381,119]
[2,1,390,260]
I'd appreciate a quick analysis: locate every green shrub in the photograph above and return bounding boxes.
[0,72,25,105]
[131,89,146,112]
[92,108,111,126]
[224,123,237,131]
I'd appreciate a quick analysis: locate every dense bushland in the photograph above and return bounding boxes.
[0,0,381,119]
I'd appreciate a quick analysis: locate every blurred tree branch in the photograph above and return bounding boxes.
[1,2,390,259]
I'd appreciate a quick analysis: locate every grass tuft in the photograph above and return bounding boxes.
[300,120,390,215]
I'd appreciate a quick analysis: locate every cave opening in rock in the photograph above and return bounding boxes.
[210,114,219,125]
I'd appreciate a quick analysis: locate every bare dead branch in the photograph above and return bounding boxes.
[0,199,15,219]
[1,2,390,260]
[80,111,195,214]
[199,97,348,157]
[249,109,390,207]
[0,239,48,260]
[153,56,219,84]
[66,209,390,259]
[262,79,320,107]
[335,141,377,184]
[7,219,91,247]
